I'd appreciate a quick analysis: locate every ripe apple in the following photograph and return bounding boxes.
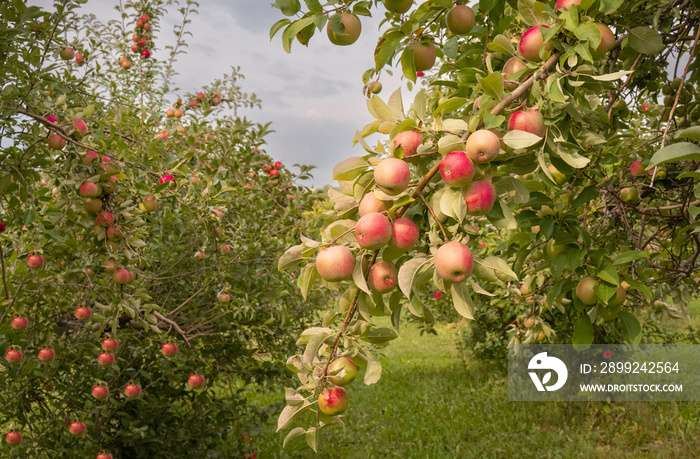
[555,0,581,8]
[218,244,231,255]
[162,342,179,357]
[435,241,473,282]
[69,422,86,436]
[446,5,475,35]
[191,176,201,185]
[358,193,389,217]
[75,307,92,321]
[392,130,423,160]
[519,25,553,62]
[503,57,527,90]
[316,246,355,282]
[11,316,28,331]
[48,133,66,150]
[212,96,221,105]
[80,182,101,198]
[131,44,139,53]
[38,348,55,362]
[576,277,598,305]
[548,164,567,185]
[355,213,392,250]
[440,151,475,187]
[318,386,349,415]
[97,453,113,459]
[102,338,119,352]
[328,357,359,386]
[174,109,183,118]
[141,14,150,21]
[96,211,115,227]
[188,99,197,107]
[590,23,615,59]
[196,92,205,100]
[327,12,362,46]
[382,0,413,13]
[188,373,205,388]
[82,150,99,164]
[113,269,130,284]
[269,169,279,177]
[59,46,75,60]
[629,160,645,176]
[141,49,150,58]
[194,251,206,260]
[165,109,174,117]
[122,59,132,68]
[28,254,45,268]
[367,261,398,293]
[465,129,501,163]
[84,198,102,213]
[92,384,109,400]
[218,293,231,303]
[72,119,88,137]
[142,196,158,212]
[508,110,546,138]
[98,352,115,367]
[620,186,639,204]
[389,217,419,251]
[107,226,124,241]
[124,383,142,398]
[5,431,22,445]
[374,158,410,195]
[413,40,437,71]
[463,181,497,216]
[524,317,536,328]
[6,349,23,363]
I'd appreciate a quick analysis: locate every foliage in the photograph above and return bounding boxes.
[0,1,326,457]
[270,0,700,451]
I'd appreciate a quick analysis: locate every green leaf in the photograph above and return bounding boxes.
[574,22,601,48]
[398,257,431,299]
[332,156,370,181]
[284,427,307,448]
[273,0,301,16]
[438,134,466,155]
[557,149,590,168]
[433,97,467,117]
[278,246,304,271]
[517,0,548,26]
[587,71,633,81]
[475,256,518,282]
[503,130,542,149]
[482,112,505,130]
[487,34,516,56]
[297,264,317,300]
[450,282,475,320]
[495,177,530,204]
[269,18,291,40]
[364,327,399,344]
[364,353,382,384]
[618,311,642,345]
[281,16,317,53]
[352,254,371,295]
[304,0,322,13]
[597,263,619,285]
[277,400,311,432]
[572,315,594,351]
[400,46,416,83]
[478,72,505,100]
[623,279,653,300]
[647,142,700,169]
[613,250,650,265]
[675,126,700,142]
[571,186,599,209]
[628,26,665,55]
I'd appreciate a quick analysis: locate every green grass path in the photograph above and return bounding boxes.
[255,321,700,458]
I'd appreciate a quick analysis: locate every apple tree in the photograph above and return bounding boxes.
[0,1,328,457]
[271,0,700,450]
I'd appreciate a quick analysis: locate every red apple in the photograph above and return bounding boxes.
[196,92,205,100]
[72,119,88,137]
[367,261,398,294]
[75,307,92,321]
[392,130,423,160]
[6,349,23,364]
[142,196,157,212]
[97,453,113,459]
[194,251,206,260]
[96,211,114,227]
[555,0,581,8]
[141,14,150,22]
[59,46,75,60]
[374,158,410,195]
[124,383,141,398]
[69,422,86,436]
[92,384,109,400]
[358,193,389,217]
[5,431,22,445]
[434,241,473,282]
[80,182,101,198]
[112,269,130,284]
[122,59,132,69]
[82,150,99,164]
[440,151,475,187]
[519,25,553,62]
[188,373,205,388]
[465,129,501,163]
[38,348,55,362]
[318,386,348,415]
[328,357,359,386]
[218,293,231,303]
[48,133,66,150]
[355,213,392,250]
[27,254,44,268]
[388,217,419,251]
[508,109,546,137]
[503,57,527,90]
[188,99,197,107]
[162,343,179,357]
[630,160,645,176]
[75,54,85,65]
[141,49,150,58]
[174,109,183,118]
[11,316,28,331]
[315,246,355,282]
[102,338,119,352]
[218,244,231,255]
[591,23,615,59]
[98,352,115,367]
[463,180,497,216]
[165,109,174,117]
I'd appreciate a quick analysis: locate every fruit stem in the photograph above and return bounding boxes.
[418,194,447,240]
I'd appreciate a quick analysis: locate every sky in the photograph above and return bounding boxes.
[30,0,412,187]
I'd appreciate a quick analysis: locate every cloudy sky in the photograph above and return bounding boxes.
[31,0,413,187]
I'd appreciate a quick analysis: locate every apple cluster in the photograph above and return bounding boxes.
[131,14,153,59]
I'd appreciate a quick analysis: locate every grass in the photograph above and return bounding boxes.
[249,319,700,458]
